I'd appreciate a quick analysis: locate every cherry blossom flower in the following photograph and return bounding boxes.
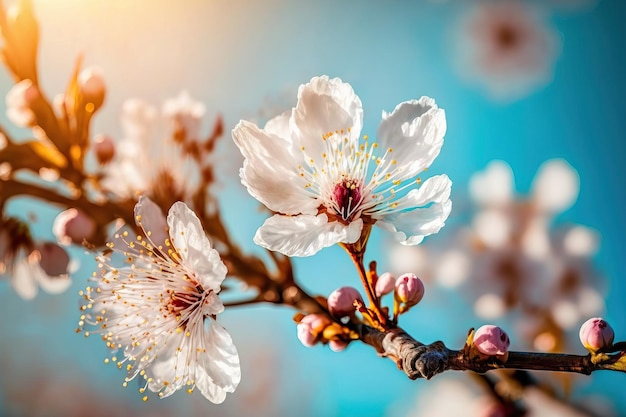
[0,217,72,300]
[78,196,240,403]
[232,75,451,257]
[455,1,560,100]
[100,95,202,204]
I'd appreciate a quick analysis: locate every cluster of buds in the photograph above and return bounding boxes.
[375,272,425,321]
[295,312,356,352]
[296,272,427,350]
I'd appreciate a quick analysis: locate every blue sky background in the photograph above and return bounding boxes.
[1,0,625,416]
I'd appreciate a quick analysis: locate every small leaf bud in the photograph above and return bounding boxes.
[474,325,510,356]
[375,272,395,297]
[394,273,424,307]
[327,286,362,317]
[78,67,106,111]
[296,314,331,348]
[53,208,97,246]
[579,317,614,352]
[92,134,116,165]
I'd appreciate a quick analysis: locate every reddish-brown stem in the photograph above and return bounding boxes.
[344,248,387,329]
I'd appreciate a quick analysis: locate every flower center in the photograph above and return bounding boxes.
[166,278,210,328]
[331,177,363,221]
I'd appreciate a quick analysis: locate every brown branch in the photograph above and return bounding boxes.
[357,325,626,380]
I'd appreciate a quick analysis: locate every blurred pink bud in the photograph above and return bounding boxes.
[474,325,510,356]
[327,286,362,317]
[36,242,70,277]
[297,314,331,348]
[329,339,349,352]
[78,67,106,111]
[579,317,614,352]
[375,272,395,297]
[92,134,116,165]
[6,79,40,127]
[394,273,425,306]
[53,208,97,246]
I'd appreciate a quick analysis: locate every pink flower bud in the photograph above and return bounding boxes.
[394,273,424,306]
[92,134,116,165]
[474,325,510,356]
[297,314,331,348]
[53,208,97,246]
[329,339,349,352]
[327,286,362,317]
[579,317,614,352]
[375,272,395,297]
[6,79,40,127]
[36,242,70,277]
[78,67,106,111]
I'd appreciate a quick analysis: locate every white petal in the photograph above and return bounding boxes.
[195,320,241,403]
[377,175,452,245]
[563,226,599,257]
[167,202,226,291]
[232,120,317,215]
[291,76,363,164]
[532,159,579,213]
[254,214,362,257]
[469,160,514,206]
[134,195,169,249]
[376,97,446,180]
[147,333,188,398]
[37,272,72,294]
[263,110,291,138]
[10,257,38,300]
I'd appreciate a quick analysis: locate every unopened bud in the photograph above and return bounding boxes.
[53,208,97,246]
[579,317,614,352]
[297,314,331,348]
[474,325,510,356]
[327,286,362,317]
[92,134,116,165]
[394,273,424,306]
[78,67,106,111]
[375,272,395,297]
[329,339,349,352]
[36,242,70,277]
[6,79,40,127]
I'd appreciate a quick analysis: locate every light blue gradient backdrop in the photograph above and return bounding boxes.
[1,1,625,416]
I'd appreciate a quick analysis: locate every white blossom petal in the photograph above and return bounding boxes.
[10,257,38,300]
[263,110,291,139]
[291,76,363,163]
[469,160,514,206]
[37,271,72,294]
[531,159,579,214]
[134,195,169,249]
[377,175,452,245]
[168,201,226,291]
[376,97,446,180]
[254,214,362,257]
[232,120,317,215]
[195,320,241,403]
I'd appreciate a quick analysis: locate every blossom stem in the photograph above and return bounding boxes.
[341,244,388,330]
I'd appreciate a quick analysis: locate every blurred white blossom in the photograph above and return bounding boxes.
[453,0,561,101]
